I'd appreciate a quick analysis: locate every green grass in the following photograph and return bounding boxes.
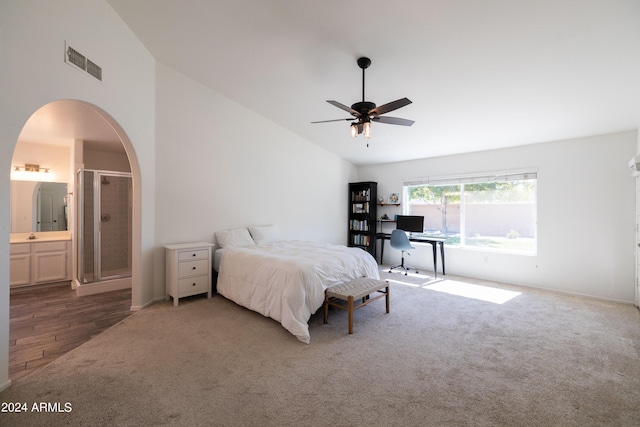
[442,235,535,253]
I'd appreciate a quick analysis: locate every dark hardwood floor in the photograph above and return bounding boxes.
[9,283,132,382]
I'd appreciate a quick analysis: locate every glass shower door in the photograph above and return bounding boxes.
[99,173,132,279]
[77,170,132,284]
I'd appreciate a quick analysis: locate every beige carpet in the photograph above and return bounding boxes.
[1,268,640,426]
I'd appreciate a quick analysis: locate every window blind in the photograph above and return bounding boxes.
[403,169,537,187]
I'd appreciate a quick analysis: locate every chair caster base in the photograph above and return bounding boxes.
[389,266,413,276]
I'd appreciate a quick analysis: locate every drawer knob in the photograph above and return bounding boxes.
[192,253,196,257]
[192,266,196,270]
[192,283,196,286]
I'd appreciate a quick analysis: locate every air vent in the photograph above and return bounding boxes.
[66,46,86,69]
[86,59,102,81]
[65,42,102,81]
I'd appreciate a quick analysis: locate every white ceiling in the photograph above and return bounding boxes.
[20,1,640,166]
[18,100,125,153]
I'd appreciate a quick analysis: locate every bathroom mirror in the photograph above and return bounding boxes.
[10,181,69,233]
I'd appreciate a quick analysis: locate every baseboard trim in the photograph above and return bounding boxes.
[0,378,12,392]
[130,296,164,311]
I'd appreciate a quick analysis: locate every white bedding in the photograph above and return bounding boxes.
[214,248,226,272]
[216,240,380,343]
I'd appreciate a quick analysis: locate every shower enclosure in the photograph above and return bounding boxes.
[77,169,133,284]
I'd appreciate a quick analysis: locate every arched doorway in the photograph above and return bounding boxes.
[8,99,142,379]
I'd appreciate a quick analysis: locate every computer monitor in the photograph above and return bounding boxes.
[396,215,424,234]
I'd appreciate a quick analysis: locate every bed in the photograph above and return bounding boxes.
[215,226,380,343]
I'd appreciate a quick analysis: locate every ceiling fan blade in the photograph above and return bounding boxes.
[327,100,359,116]
[311,118,354,124]
[369,97,412,116]
[372,116,415,126]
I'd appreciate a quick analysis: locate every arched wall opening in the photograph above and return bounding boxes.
[8,99,142,307]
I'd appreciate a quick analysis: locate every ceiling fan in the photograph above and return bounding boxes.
[311,57,414,145]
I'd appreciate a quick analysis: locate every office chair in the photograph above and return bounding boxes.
[389,229,418,275]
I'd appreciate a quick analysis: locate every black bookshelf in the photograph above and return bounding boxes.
[348,181,377,258]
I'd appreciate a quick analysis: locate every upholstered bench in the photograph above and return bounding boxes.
[323,277,390,334]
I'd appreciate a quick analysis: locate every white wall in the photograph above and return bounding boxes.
[153,63,358,297]
[0,0,156,391]
[359,131,637,302]
[83,147,131,172]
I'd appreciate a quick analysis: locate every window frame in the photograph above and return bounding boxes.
[402,169,538,255]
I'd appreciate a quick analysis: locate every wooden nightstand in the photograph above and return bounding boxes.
[164,242,214,306]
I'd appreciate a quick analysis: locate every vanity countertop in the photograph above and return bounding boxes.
[10,231,72,244]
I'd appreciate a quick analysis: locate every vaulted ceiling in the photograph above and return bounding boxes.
[20,1,640,166]
[106,0,640,165]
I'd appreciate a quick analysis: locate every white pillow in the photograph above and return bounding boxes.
[249,225,280,244]
[214,228,255,249]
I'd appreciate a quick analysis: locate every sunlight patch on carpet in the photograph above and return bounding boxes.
[384,272,441,288]
[387,278,423,288]
[425,280,521,304]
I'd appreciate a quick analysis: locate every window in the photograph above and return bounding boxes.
[403,171,537,254]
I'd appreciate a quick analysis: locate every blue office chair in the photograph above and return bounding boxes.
[389,229,418,275]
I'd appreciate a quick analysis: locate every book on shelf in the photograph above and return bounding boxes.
[351,202,369,213]
[349,219,369,231]
[351,234,371,246]
[351,189,370,202]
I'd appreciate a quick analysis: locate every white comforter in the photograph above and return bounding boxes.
[216,240,380,343]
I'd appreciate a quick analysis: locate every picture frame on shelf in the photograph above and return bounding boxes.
[388,193,400,204]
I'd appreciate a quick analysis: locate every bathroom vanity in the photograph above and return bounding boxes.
[10,232,72,288]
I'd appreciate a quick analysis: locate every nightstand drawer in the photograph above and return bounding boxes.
[178,249,209,261]
[178,275,209,295]
[178,259,209,277]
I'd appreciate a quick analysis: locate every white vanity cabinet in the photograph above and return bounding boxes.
[165,242,214,306]
[9,243,31,287]
[10,239,72,288]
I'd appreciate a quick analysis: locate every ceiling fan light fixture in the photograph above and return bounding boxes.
[350,123,358,138]
[363,121,371,139]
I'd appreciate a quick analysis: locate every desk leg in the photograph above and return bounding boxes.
[431,242,437,279]
[380,239,385,265]
[440,242,445,275]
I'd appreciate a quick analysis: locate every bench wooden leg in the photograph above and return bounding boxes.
[323,293,329,324]
[348,296,354,334]
[385,285,390,313]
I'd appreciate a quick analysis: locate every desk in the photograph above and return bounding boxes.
[376,233,446,278]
